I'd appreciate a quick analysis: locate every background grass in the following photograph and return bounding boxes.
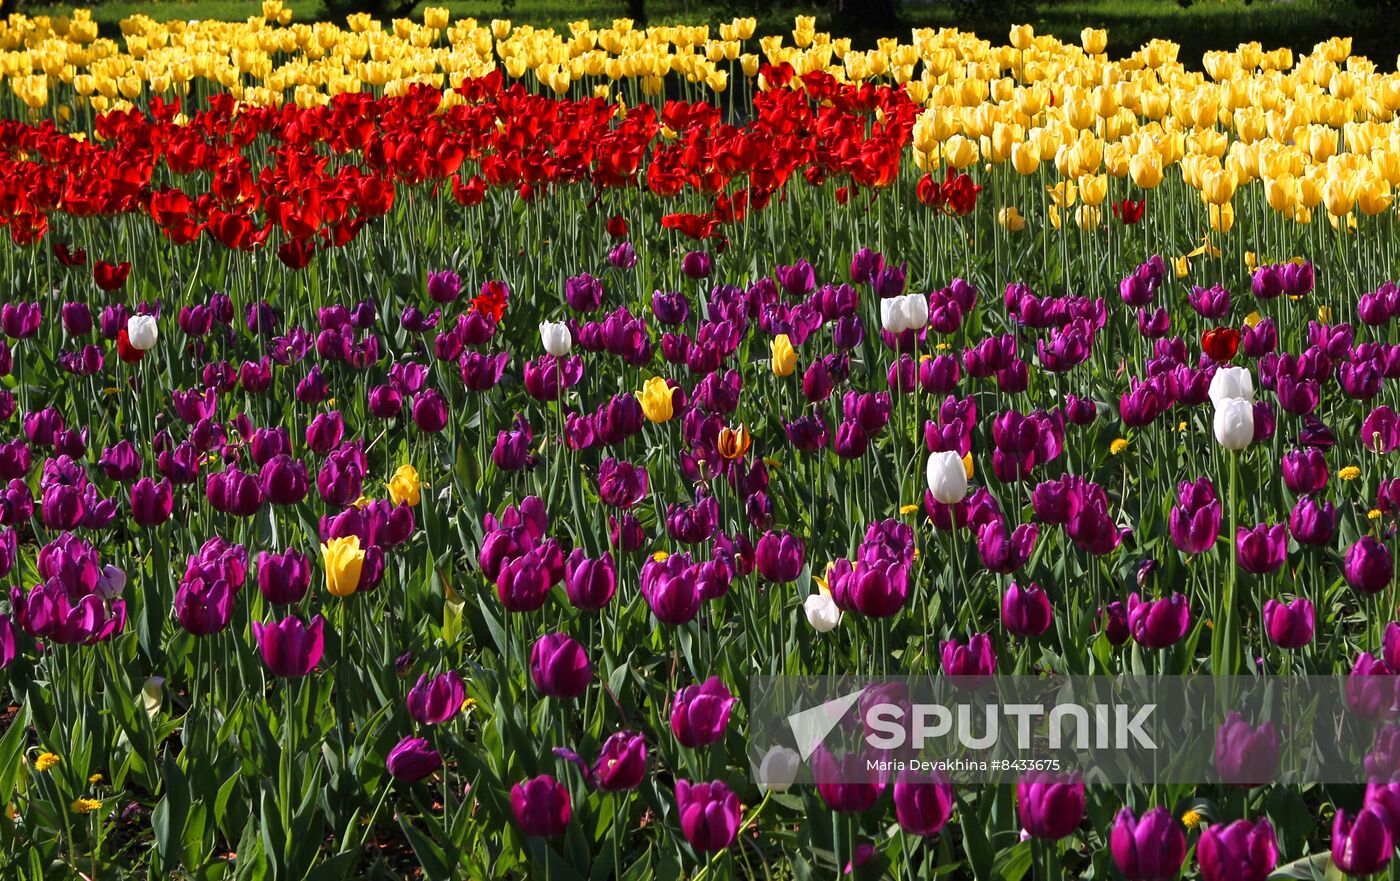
[20,0,1400,69]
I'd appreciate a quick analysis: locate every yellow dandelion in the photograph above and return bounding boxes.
[70,798,101,815]
[1110,438,1129,455]
[88,773,104,785]
[461,697,478,714]
[1177,421,1188,432]
[34,753,61,772]
[1340,466,1361,481]
[1369,509,1384,520]
[899,504,920,515]
[652,550,669,562]
[1181,809,1202,829]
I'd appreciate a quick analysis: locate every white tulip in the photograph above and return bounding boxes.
[1208,365,1254,407]
[1213,397,1255,450]
[901,293,929,330]
[758,746,800,793]
[803,592,842,633]
[126,314,158,351]
[926,450,969,504]
[879,297,902,333]
[539,321,572,357]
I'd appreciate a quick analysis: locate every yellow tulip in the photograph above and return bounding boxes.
[387,465,422,507]
[1009,24,1034,51]
[772,334,797,377]
[322,535,365,597]
[1080,28,1107,55]
[636,376,677,423]
[998,206,1027,232]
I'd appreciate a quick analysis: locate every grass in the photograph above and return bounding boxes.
[20,0,1400,68]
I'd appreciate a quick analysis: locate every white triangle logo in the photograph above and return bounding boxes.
[787,687,867,761]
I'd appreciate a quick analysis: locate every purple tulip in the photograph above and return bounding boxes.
[529,632,591,699]
[977,520,1037,573]
[1197,819,1277,881]
[1127,592,1190,649]
[259,455,309,506]
[1236,524,1287,575]
[940,633,996,677]
[558,730,648,792]
[174,577,235,636]
[828,557,909,618]
[257,549,311,604]
[0,614,15,668]
[1110,807,1187,881]
[675,779,739,852]
[511,774,572,837]
[406,671,467,725]
[1332,804,1393,875]
[670,677,735,748]
[206,468,264,517]
[129,478,174,526]
[1002,582,1053,637]
[1288,495,1337,546]
[1214,712,1279,787]
[642,554,701,624]
[386,736,443,782]
[811,747,886,813]
[564,549,615,610]
[1017,772,1084,840]
[496,551,553,612]
[427,270,461,303]
[755,530,804,582]
[1264,597,1314,648]
[1346,537,1394,594]
[252,615,325,677]
[893,770,954,836]
[1281,448,1328,493]
[598,458,649,508]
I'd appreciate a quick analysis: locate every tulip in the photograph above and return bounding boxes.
[940,633,996,677]
[0,614,15,669]
[1017,772,1085,840]
[126,314,158,350]
[926,450,968,504]
[511,775,571,837]
[771,333,797,376]
[675,780,740,852]
[539,320,571,356]
[529,632,591,698]
[1212,398,1254,450]
[321,535,366,597]
[1345,537,1394,594]
[1197,819,1277,881]
[1002,582,1052,637]
[412,389,449,433]
[1281,448,1328,494]
[804,591,842,632]
[1264,597,1315,648]
[1332,804,1394,875]
[671,677,735,748]
[1214,712,1280,786]
[758,746,800,793]
[590,731,648,792]
[755,530,804,582]
[1127,592,1190,648]
[406,671,467,725]
[893,770,954,836]
[174,577,235,636]
[564,549,616,610]
[636,376,678,423]
[129,477,173,526]
[259,455,309,505]
[251,615,325,677]
[387,464,422,507]
[258,549,311,604]
[812,747,886,813]
[1110,807,1187,881]
[385,736,442,783]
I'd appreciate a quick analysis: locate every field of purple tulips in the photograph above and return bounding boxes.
[3,11,1400,881]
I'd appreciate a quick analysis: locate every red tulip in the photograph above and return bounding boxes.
[1202,327,1241,363]
[93,260,130,291]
